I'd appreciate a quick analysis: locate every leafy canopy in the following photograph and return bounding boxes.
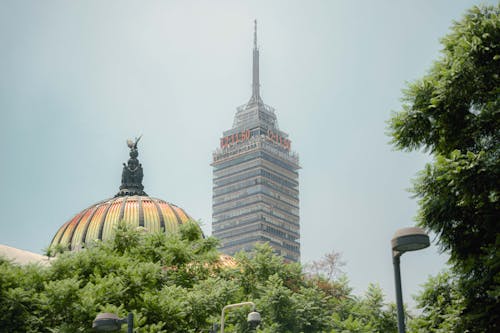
[388,4,499,332]
[1,223,397,332]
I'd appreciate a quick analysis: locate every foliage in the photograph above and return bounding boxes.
[408,270,464,333]
[388,4,499,331]
[0,257,47,332]
[1,222,226,332]
[0,226,399,332]
[330,284,397,333]
[232,244,333,333]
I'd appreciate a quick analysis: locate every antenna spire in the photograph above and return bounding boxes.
[249,19,262,105]
[253,19,257,50]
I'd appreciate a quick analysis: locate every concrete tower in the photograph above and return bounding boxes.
[211,21,300,262]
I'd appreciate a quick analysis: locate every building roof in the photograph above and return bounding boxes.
[50,137,199,251]
[0,243,237,269]
[0,244,53,266]
[50,195,194,250]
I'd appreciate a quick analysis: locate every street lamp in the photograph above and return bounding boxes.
[391,227,430,333]
[92,312,134,333]
[220,301,261,333]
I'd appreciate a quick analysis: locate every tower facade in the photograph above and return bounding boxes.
[211,22,300,262]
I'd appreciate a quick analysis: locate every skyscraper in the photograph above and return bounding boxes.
[211,21,300,262]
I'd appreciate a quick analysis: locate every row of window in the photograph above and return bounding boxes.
[213,194,299,220]
[214,223,261,240]
[261,169,298,189]
[263,224,299,241]
[213,212,261,231]
[215,164,297,190]
[213,174,259,197]
[213,167,260,189]
[213,213,299,234]
[212,185,299,211]
[261,150,299,172]
[213,202,261,221]
[220,232,299,255]
[213,176,299,208]
[259,236,300,254]
[214,157,298,189]
[214,153,298,184]
[259,157,299,179]
[214,151,261,169]
[213,156,261,180]
[214,219,299,241]
[269,205,299,222]
[213,207,299,231]
[260,186,299,207]
[220,235,261,250]
[214,149,298,174]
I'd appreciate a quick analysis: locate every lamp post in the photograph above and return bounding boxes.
[92,312,133,333]
[220,301,261,333]
[391,227,430,333]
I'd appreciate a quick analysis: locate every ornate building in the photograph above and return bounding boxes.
[211,22,300,262]
[50,137,197,251]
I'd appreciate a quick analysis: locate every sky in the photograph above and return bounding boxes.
[0,0,493,308]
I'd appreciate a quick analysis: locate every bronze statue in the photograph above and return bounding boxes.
[116,136,147,197]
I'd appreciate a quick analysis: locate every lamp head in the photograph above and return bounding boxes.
[247,311,261,328]
[92,313,123,331]
[392,227,430,255]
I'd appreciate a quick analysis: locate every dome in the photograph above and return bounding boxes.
[50,137,199,251]
[50,196,194,251]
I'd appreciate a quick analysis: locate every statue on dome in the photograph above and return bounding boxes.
[116,136,147,197]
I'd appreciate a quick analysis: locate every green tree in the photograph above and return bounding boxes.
[231,244,335,333]
[388,4,499,332]
[1,228,400,332]
[1,227,331,332]
[1,222,229,332]
[0,257,46,332]
[330,283,397,333]
[409,270,464,333]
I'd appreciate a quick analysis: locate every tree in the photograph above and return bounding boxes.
[388,4,499,332]
[1,227,400,332]
[330,283,397,333]
[408,270,465,333]
[1,222,230,332]
[2,226,339,332]
[0,257,47,332]
[305,250,345,281]
[231,244,335,333]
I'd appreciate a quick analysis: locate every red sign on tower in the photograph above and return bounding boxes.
[220,129,251,148]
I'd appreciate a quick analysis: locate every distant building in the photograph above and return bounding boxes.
[211,21,300,262]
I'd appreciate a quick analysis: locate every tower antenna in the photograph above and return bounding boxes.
[250,19,261,105]
[254,19,257,50]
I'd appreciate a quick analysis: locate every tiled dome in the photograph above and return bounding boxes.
[50,137,199,251]
[50,196,194,251]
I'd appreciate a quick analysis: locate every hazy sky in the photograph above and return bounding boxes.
[0,0,493,307]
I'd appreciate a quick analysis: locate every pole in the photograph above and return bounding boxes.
[127,313,134,333]
[393,253,405,333]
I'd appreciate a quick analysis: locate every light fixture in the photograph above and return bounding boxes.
[220,302,261,332]
[391,227,430,333]
[92,312,133,332]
